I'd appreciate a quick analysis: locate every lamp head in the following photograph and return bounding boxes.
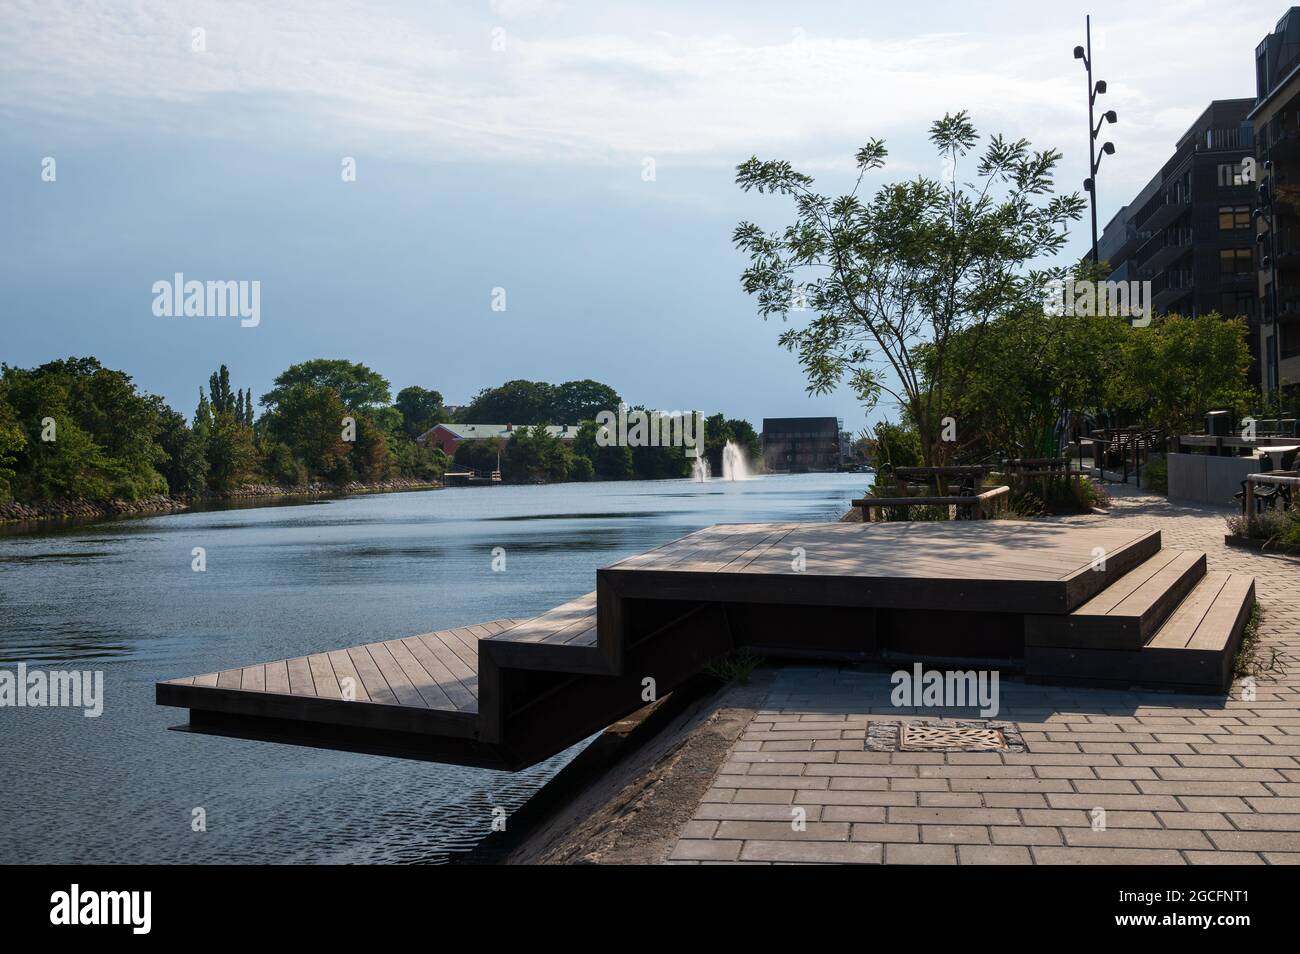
[1073,45,1086,59]
[1094,79,1108,95]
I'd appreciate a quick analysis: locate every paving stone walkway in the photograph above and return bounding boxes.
[668,487,1300,864]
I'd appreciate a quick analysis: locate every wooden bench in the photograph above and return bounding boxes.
[852,485,1010,521]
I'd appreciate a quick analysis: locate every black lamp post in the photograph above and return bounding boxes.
[1075,15,1117,264]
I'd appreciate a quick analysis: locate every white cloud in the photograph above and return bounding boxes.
[0,0,1272,196]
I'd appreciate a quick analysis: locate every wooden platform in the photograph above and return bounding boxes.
[158,521,1256,770]
[598,521,1163,620]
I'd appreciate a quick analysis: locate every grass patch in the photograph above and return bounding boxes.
[704,649,765,686]
[1233,602,1285,680]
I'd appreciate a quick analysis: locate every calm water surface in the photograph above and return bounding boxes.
[0,473,865,863]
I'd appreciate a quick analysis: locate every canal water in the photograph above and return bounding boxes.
[0,473,865,863]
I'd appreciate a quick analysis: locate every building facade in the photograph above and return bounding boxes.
[1250,6,1300,393]
[761,417,843,472]
[416,423,581,458]
[1098,99,1260,380]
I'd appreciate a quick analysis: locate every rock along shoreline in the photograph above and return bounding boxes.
[0,478,443,525]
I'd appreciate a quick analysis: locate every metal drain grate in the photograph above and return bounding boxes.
[865,720,1026,753]
[900,724,1006,751]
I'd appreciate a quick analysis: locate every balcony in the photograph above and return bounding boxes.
[1137,227,1194,272]
[1263,124,1300,160]
[1152,270,1194,313]
[1135,193,1191,232]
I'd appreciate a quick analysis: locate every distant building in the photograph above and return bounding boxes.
[761,417,842,472]
[416,422,581,457]
[1250,6,1300,393]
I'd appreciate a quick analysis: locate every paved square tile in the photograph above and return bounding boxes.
[667,487,1300,864]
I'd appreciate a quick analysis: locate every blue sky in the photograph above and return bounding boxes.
[0,0,1276,434]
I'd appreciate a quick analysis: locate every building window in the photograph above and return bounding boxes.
[1217,162,1249,187]
[1220,292,1255,318]
[1219,205,1251,230]
[1219,248,1253,275]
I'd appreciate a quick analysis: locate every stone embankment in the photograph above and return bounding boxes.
[0,478,442,524]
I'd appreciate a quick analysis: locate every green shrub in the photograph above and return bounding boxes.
[1142,455,1168,495]
[705,650,765,685]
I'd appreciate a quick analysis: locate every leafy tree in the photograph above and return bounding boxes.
[574,419,633,479]
[261,383,352,481]
[870,420,922,471]
[263,441,308,487]
[550,379,621,423]
[0,400,25,502]
[461,379,556,424]
[734,111,1085,466]
[929,304,1123,459]
[394,385,445,438]
[203,407,258,491]
[571,454,594,481]
[502,425,572,482]
[1114,313,1252,436]
[0,357,166,501]
[349,414,390,482]
[391,439,448,481]
[153,402,208,495]
[262,359,391,412]
[451,438,501,475]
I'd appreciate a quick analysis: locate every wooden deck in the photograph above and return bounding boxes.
[599,521,1162,618]
[158,521,1255,771]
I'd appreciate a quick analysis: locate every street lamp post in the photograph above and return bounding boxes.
[1075,15,1117,265]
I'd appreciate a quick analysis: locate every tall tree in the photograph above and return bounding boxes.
[461,380,556,424]
[550,380,621,423]
[734,111,1085,466]
[394,385,446,438]
[262,359,391,412]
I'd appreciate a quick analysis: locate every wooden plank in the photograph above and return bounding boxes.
[437,627,481,672]
[1188,575,1254,651]
[1148,574,1229,650]
[327,649,371,703]
[1108,551,1203,619]
[286,656,316,696]
[400,635,477,710]
[240,666,265,692]
[1072,550,1178,614]
[307,653,342,701]
[345,646,397,705]
[193,672,219,688]
[264,660,290,695]
[416,632,478,690]
[382,638,457,710]
[216,670,242,690]
[363,642,427,708]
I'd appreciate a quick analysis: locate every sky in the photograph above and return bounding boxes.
[0,0,1280,434]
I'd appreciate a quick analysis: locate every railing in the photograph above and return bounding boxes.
[1090,428,1162,484]
[853,485,1010,522]
[1243,471,1300,531]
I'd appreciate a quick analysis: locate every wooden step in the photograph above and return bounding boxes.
[1024,550,1205,650]
[1025,573,1255,693]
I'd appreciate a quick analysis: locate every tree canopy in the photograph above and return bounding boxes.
[734,111,1085,466]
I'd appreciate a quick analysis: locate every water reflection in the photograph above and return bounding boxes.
[0,473,865,863]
